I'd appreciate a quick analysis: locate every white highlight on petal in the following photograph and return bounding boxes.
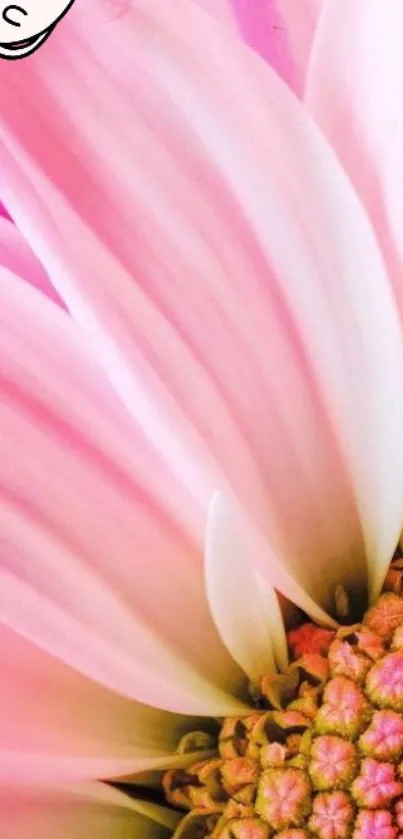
[205,492,285,685]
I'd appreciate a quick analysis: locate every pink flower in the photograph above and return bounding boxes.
[0,0,403,835]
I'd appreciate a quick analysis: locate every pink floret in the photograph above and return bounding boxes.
[352,758,403,808]
[352,810,397,839]
[309,791,353,839]
[360,710,403,760]
[366,653,403,711]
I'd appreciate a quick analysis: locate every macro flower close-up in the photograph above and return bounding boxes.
[1,0,403,836]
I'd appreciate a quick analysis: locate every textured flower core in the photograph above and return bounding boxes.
[164,560,403,839]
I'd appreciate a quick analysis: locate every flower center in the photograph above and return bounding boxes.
[164,558,403,839]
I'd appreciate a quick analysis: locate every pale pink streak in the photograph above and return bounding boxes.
[0,0,401,611]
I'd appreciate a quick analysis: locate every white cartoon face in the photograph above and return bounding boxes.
[0,0,75,59]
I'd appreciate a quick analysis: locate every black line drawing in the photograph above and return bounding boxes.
[0,0,75,59]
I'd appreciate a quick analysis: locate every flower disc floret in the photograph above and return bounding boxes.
[352,809,397,839]
[308,790,354,839]
[309,736,358,790]
[169,584,403,839]
[351,758,403,808]
[255,768,312,830]
[314,677,370,738]
[359,711,403,760]
[366,652,403,712]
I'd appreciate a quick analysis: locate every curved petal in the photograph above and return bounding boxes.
[306,0,403,349]
[275,0,323,93]
[230,0,323,92]
[195,0,238,30]
[305,0,403,595]
[0,621,217,783]
[205,493,285,683]
[0,276,245,717]
[0,0,402,617]
[0,215,61,303]
[198,0,322,93]
[0,781,176,839]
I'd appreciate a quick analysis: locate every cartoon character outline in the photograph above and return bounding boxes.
[0,0,75,59]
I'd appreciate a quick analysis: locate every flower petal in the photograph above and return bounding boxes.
[0,781,176,839]
[0,0,402,615]
[195,0,238,30]
[0,621,217,783]
[275,0,323,92]
[305,0,403,596]
[205,492,287,684]
[306,0,403,320]
[0,276,245,717]
[198,0,322,92]
[0,215,61,303]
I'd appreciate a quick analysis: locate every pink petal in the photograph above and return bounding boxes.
[0,0,402,615]
[275,0,323,92]
[0,782,176,839]
[0,277,245,717]
[205,493,285,683]
[195,0,239,30]
[0,622,216,783]
[198,0,322,92]
[305,0,403,593]
[229,0,322,92]
[306,0,403,323]
[0,216,61,304]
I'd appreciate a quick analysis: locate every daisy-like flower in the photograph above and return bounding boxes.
[1,0,403,837]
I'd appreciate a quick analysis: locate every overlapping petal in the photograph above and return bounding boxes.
[195,0,239,30]
[275,0,323,92]
[0,781,177,839]
[305,0,403,595]
[0,276,245,717]
[205,493,286,682]
[306,0,403,324]
[0,215,61,303]
[198,0,322,92]
[0,621,218,783]
[0,0,401,616]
